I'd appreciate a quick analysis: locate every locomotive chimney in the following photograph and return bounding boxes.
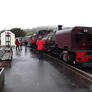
[58,25,62,31]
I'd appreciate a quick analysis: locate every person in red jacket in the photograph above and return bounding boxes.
[30,37,36,49]
[36,36,45,60]
[15,39,20,51]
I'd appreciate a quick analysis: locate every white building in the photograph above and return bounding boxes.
[1,31,15,47]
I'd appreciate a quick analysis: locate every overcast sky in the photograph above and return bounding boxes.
[0,0,92,30]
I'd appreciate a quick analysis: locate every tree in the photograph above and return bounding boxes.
[26,32,34,36]
[10,28,26,37]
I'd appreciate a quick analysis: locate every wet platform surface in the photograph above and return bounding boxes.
[2,47,92,92]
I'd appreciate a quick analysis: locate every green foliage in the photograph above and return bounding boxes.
[9,28,26,37]
[0,30,6,34]
[26,32,34,36]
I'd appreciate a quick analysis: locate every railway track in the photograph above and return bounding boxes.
[44,53,92,82]
[79,68,92,75]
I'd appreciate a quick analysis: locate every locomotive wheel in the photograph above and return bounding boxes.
[62,50,68,63]
[63,53,68,63]
[67,53,76,65]
[59,53,63,60]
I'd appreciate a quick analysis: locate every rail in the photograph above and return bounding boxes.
[45,54,92,82]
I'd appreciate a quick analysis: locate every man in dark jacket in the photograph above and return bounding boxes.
[24,40,28,49]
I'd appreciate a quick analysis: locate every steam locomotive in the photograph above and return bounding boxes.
[30,29,54,49]
[43,26,92,67]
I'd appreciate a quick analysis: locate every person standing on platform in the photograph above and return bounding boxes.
[30,37,36,49]
[24,40,28,49]
[15,39,20,51]
[19,40,22,50]
[36,36,45,60]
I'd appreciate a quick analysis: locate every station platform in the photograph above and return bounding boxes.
[2,47,92,92]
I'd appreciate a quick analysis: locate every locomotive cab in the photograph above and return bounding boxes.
[71,27,92,67]
[75,32,88,50]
